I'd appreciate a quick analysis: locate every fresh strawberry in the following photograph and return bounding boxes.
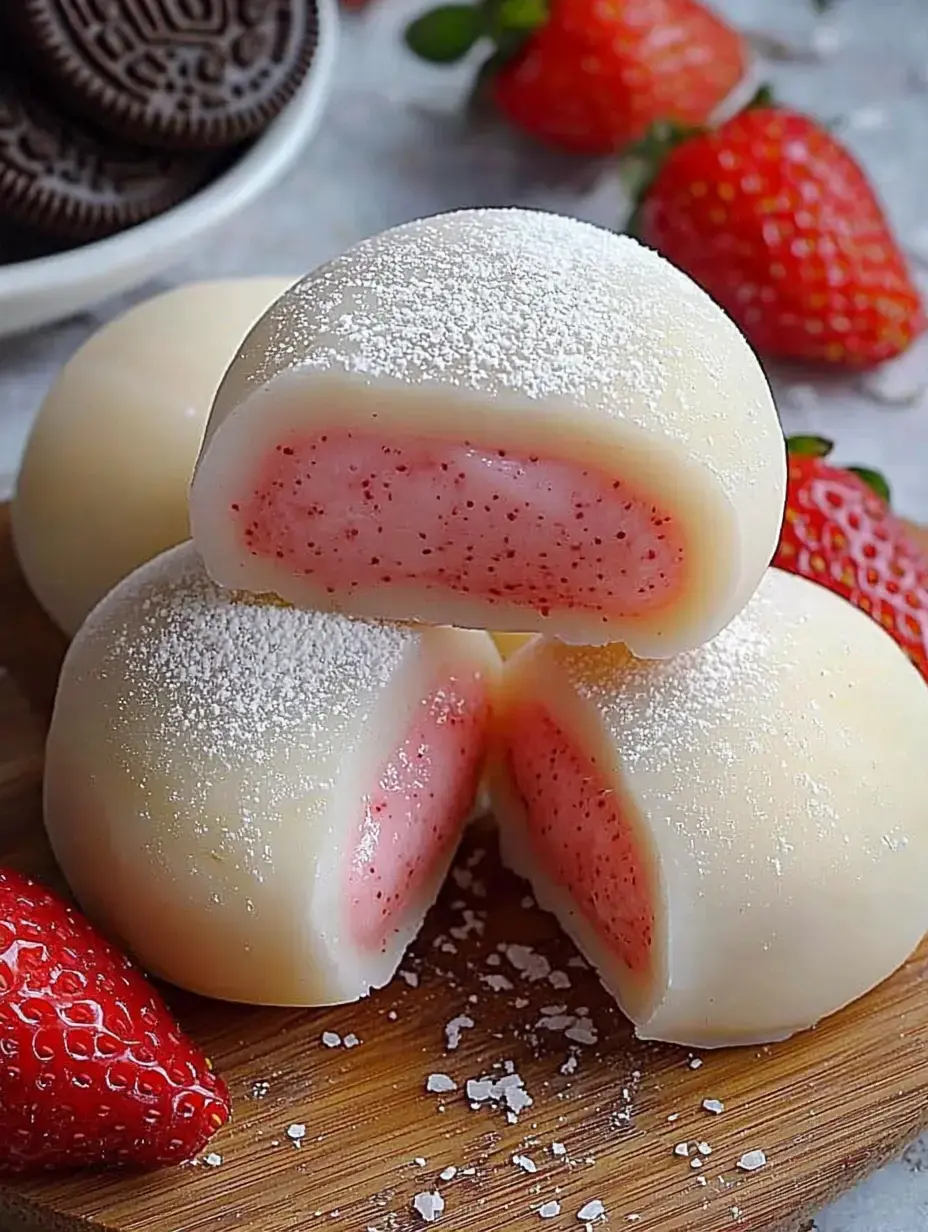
[405,0,747,155]
[0,868,230,1174]
[775,436,928,682]
[628,94,925,367]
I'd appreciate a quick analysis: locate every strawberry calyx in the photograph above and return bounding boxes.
[785,434,892,504]
[621,120,701,239]
[405,0,547,66]
[620,83,776,238]
[785,433,835,459]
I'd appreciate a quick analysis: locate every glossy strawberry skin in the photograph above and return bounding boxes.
[490,0,746,156]
[775,455,928,682]
[637,106,925,366]
[0,868,230,1174]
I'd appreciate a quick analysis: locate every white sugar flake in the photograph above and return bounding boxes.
[412,1191,445,1223]
[426,1073,457,1094]
[445,1015,474,1051]
[737,1149,767,1172]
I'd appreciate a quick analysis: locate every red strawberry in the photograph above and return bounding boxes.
[775,436,928,682]
[405,0,747,155]
[629,95,925,366]
[0,868,230,1174]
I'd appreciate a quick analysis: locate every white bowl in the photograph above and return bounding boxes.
[0,0,338,340]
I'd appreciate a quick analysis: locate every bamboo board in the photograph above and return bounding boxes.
[2,505,928,1232]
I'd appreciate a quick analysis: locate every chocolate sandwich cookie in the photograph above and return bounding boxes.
[0,71,214,243]
[14,0,320,152]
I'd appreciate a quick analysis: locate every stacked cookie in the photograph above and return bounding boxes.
[42,210,928,1050]
[0,1,318,249]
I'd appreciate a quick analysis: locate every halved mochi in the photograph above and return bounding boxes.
[190,208,786,657]
[43,542,500,1007]
[491,568,928,1048]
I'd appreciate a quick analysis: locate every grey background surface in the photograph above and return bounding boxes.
[1,1,927,1227]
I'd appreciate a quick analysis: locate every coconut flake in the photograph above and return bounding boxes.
[539,1202,561,1219]
[702,1099,725,1115]
[203,1152,223,1167]
[439,1166,457,1182]
[286,1124,306,1146]
[674,1143,689,1158]
[343,1033,360,1048]
[577,1199,606,1222]
[321,1031,342,1048]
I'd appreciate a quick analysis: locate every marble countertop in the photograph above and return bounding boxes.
[1,0,927,1227]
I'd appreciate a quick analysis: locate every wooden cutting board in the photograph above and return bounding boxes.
[2,505,928,1232]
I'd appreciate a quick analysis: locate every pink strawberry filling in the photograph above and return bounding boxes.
[232,430,686,619]
[506,701,654,975]
[348,670,489,953]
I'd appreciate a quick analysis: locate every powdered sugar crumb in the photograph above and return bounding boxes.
[539,1201,561,1219]
[322,1032,342,1049]
[577,1199,606,1223]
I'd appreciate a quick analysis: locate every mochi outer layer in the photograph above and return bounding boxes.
[43,542,500,1007]
[190,208,786,656]
[13,278,293,635]
[491,568,928,1048]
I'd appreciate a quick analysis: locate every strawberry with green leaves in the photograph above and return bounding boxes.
[0,867,230,1174]
[627,93,925,366]
[405,0,747,156]
[775,436,928,682]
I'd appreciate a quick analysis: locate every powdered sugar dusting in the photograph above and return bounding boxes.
[211,208,780,509]
[69,542,417,884]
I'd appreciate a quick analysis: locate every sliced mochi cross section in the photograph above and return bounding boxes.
[491,568,928,1048]
[190,208,786,657]
[43,542,500,1007]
